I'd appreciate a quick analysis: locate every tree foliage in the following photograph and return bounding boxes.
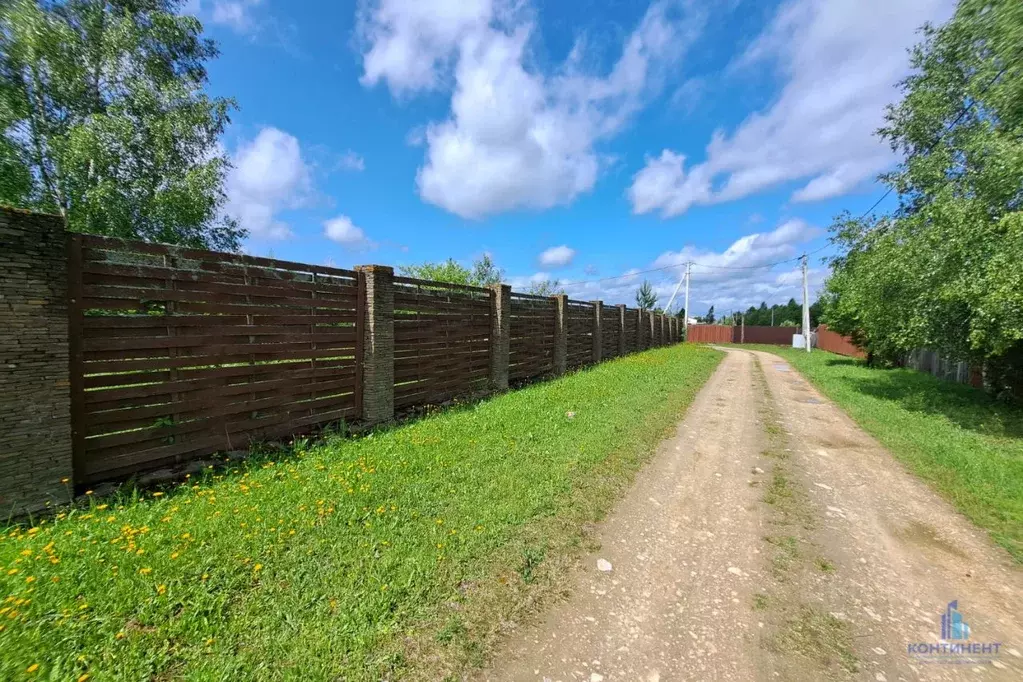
[526,278,564,296]
[0,0,243,250]
[398,254,504,287]
[635,280,657,310]
[822,0,1023,392]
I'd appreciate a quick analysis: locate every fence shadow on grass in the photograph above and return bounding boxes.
[838,367,1023,442]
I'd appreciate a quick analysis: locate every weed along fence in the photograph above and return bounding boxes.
[0,207,681,513]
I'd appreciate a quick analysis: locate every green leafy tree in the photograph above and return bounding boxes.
[0,0,243,250]
[635,280,657,310]
[703,305,715,324]
[526,278,564,296]
[823,0,1023,390]
[399,255,504,287]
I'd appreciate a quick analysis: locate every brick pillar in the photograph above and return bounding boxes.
[617,304,626,356]
[592,300,603,363]
[553,294,568,375]
[489,284,511,390]
[355,265,394,424]
[636,309,646,350]
[0,208,72,514]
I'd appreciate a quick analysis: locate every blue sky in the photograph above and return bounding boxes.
[184,0,955,315]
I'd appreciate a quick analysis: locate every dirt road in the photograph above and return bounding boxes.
[481,348,1023,681]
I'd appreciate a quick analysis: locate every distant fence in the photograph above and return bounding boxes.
[0,207,682,512]
[686,324,798,345]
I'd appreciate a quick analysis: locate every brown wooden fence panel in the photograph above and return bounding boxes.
[686,324,735,344]
[741,326,798,345]
[623,308,639,353]
[73,235,360,484]
[393,277,491,409]
[601,310,618,359]
[566,300,594,369]
[509,293,555,382]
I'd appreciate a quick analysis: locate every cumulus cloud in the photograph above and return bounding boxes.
[359,0,706,218]
[324,216,373,249]
[538,245,576,269]
[517,219,824,312]
[628,0,956,217]
[225,127,312,241]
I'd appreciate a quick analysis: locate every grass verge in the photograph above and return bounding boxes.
[0,345,721,681]
[732,344,1023,562]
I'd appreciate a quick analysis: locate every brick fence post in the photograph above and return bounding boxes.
[636,309,646,350]
[0,208,72,515]
[592,300,603,363]
[489,284,511,390]
[553,294,568,375]
[355,265,394,424]
[617,304,626,356]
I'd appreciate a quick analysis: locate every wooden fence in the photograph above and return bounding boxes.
[71,235,362,484]
[50,233,683,487]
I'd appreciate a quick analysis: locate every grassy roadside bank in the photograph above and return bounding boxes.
[729,344,1023,563]
[0,345,722,681]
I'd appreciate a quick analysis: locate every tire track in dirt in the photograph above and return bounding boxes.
[479,347,1023,681]
[750,348,1023,681]
[480,348,772,681]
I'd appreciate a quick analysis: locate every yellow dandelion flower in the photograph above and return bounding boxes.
[170,552,179,560]
[25,576,35,583]
[253,563,263,572]
[27,664,39,673]
[115,631,126,640]
[380,584,388,591]
[79,603,88,610]
[153,492,164,497]
[139,567,152,575]
[61,477,70,484]
[78,674,90,682]
[156,584,166,595]
[96,504,108,510]
[6,569,17,576]
[85,490,93,495]
[51,576,60,583]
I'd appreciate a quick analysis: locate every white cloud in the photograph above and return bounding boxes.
[538,245,576,269]
[226,127,312,241]
[520,219,824,312]
[359,0,706,219]
[324,216,373,249]
[211,0,263,34]
[628,0,956,217]
[337,150,366,172]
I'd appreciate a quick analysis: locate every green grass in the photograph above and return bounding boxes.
[731,344,1023,562]
[0,345,721,681]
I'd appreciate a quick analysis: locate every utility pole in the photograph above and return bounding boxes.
[771,308,774,327]
[801,254,811,353]
[741,313,745,343]
[684,262,691,340]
